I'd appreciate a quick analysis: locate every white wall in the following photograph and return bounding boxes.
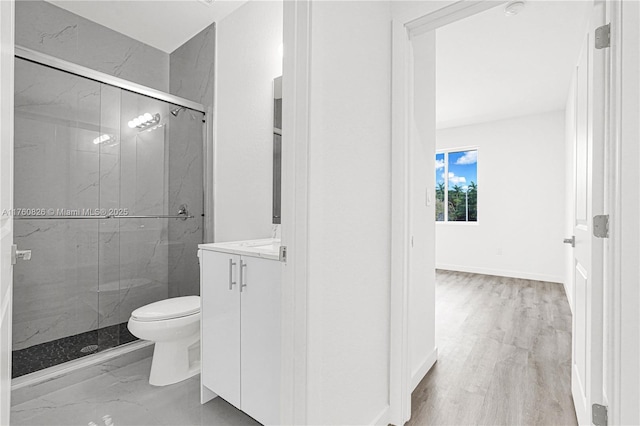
[436,111,566,283]
[304,1,391,424]
[618,2,640,422]
[564,70,577,311]
[409,31,437,391]
[214,1,282,242]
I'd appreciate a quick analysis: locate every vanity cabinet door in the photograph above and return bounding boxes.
[240,256,281,425]
[201,250,241,408]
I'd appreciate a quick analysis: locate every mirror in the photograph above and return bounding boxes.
[273,76,282,224]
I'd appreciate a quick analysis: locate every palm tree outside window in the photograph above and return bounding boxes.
[435,149,478,222]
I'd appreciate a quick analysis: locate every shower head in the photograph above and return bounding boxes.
[170,106,187,117]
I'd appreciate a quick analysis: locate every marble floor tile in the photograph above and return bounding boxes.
[11,356,259,426]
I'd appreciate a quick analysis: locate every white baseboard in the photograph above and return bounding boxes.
[369,405,390,426]
[563,280,574,314]
[436,263,563,284]
[411,347,438,391]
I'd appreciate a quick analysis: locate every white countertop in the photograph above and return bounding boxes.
[199,238,281,261]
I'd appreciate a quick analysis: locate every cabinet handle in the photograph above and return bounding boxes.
[240,261,247,292]
[229,259,237,290]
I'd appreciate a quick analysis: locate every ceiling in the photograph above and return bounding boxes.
[47,0,590,127]
[47,0,248,53]
[436,0,591,129]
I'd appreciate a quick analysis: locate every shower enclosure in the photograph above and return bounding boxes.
[12,51,205,378]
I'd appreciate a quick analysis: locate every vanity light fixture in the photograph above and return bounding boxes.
[127,113,160,129]
[504,0,526,16]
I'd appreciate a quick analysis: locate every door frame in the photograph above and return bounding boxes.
[390,2,504,423]
[606,1,639,424]
[0,0,14,422]
[280,0,311,424]
[389,1,622,424]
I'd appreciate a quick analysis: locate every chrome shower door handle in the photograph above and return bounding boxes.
[11,245,31,265]
[177,204,189,221]
[240,261,247,292]
[228,259,237,290]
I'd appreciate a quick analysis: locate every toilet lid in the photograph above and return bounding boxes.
[131,296,200,322]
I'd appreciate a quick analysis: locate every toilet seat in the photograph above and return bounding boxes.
[131,296,200,322]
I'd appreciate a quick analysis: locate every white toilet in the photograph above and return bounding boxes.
[127,296,201,386]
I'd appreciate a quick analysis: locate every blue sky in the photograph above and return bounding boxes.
[436,150,477,191]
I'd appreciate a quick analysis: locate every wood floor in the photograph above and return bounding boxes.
[409,270,576,426]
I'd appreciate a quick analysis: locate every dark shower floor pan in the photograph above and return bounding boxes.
[12,322,138,378]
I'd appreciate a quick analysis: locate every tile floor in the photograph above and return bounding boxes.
[11,355,259,426]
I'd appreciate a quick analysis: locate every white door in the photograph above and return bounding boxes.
[571,2,607,424]
[240,256,281,425]
[0,0,15,423]
[200,250,241,408]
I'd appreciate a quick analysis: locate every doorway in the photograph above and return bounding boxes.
[390,1,613,424]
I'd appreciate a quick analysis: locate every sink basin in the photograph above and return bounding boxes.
[199,238,281,260]
[222,239,280,249]
[249,242,279,250]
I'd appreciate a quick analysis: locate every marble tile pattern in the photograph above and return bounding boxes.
[12,1,208,364]
[169,23,215,106]
[167,24,213,297]
[11,345,154,407]
[13,58,104,350]
[15,0,169,92]
[13,59,170,350]
[166,111,205,298]
[10,354,260,426]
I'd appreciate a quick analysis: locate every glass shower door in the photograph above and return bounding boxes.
[13,57,102,376]
[95,90,205,351]
[13,56,205,377]
[95,90,171,350]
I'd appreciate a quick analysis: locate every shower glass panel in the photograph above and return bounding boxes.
[12,57,204,378]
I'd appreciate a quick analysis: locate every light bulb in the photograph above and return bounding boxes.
[132,118,141,127]
[127,120,135,128]
[143,113,153,121]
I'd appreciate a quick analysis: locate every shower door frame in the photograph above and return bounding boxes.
[11,45,212,387]
[15,46,205,114]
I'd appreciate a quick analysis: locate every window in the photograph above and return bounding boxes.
[436,149,477,222]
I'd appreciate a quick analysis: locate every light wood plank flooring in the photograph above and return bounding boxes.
[409,270,576,426]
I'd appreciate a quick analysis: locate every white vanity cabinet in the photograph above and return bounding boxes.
[200,246,281,425]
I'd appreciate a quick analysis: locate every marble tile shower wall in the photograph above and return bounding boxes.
[15,0,169,91]
[167,23,215,297]
[13,59,169,350]
[13,0,210,352]
[14,59,103,350]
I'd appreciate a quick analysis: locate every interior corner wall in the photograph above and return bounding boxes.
[214,1,282,243]
[305,2,391,424]
[168,23,216,298]
[435,111,566,283]
[409,30,437,391]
